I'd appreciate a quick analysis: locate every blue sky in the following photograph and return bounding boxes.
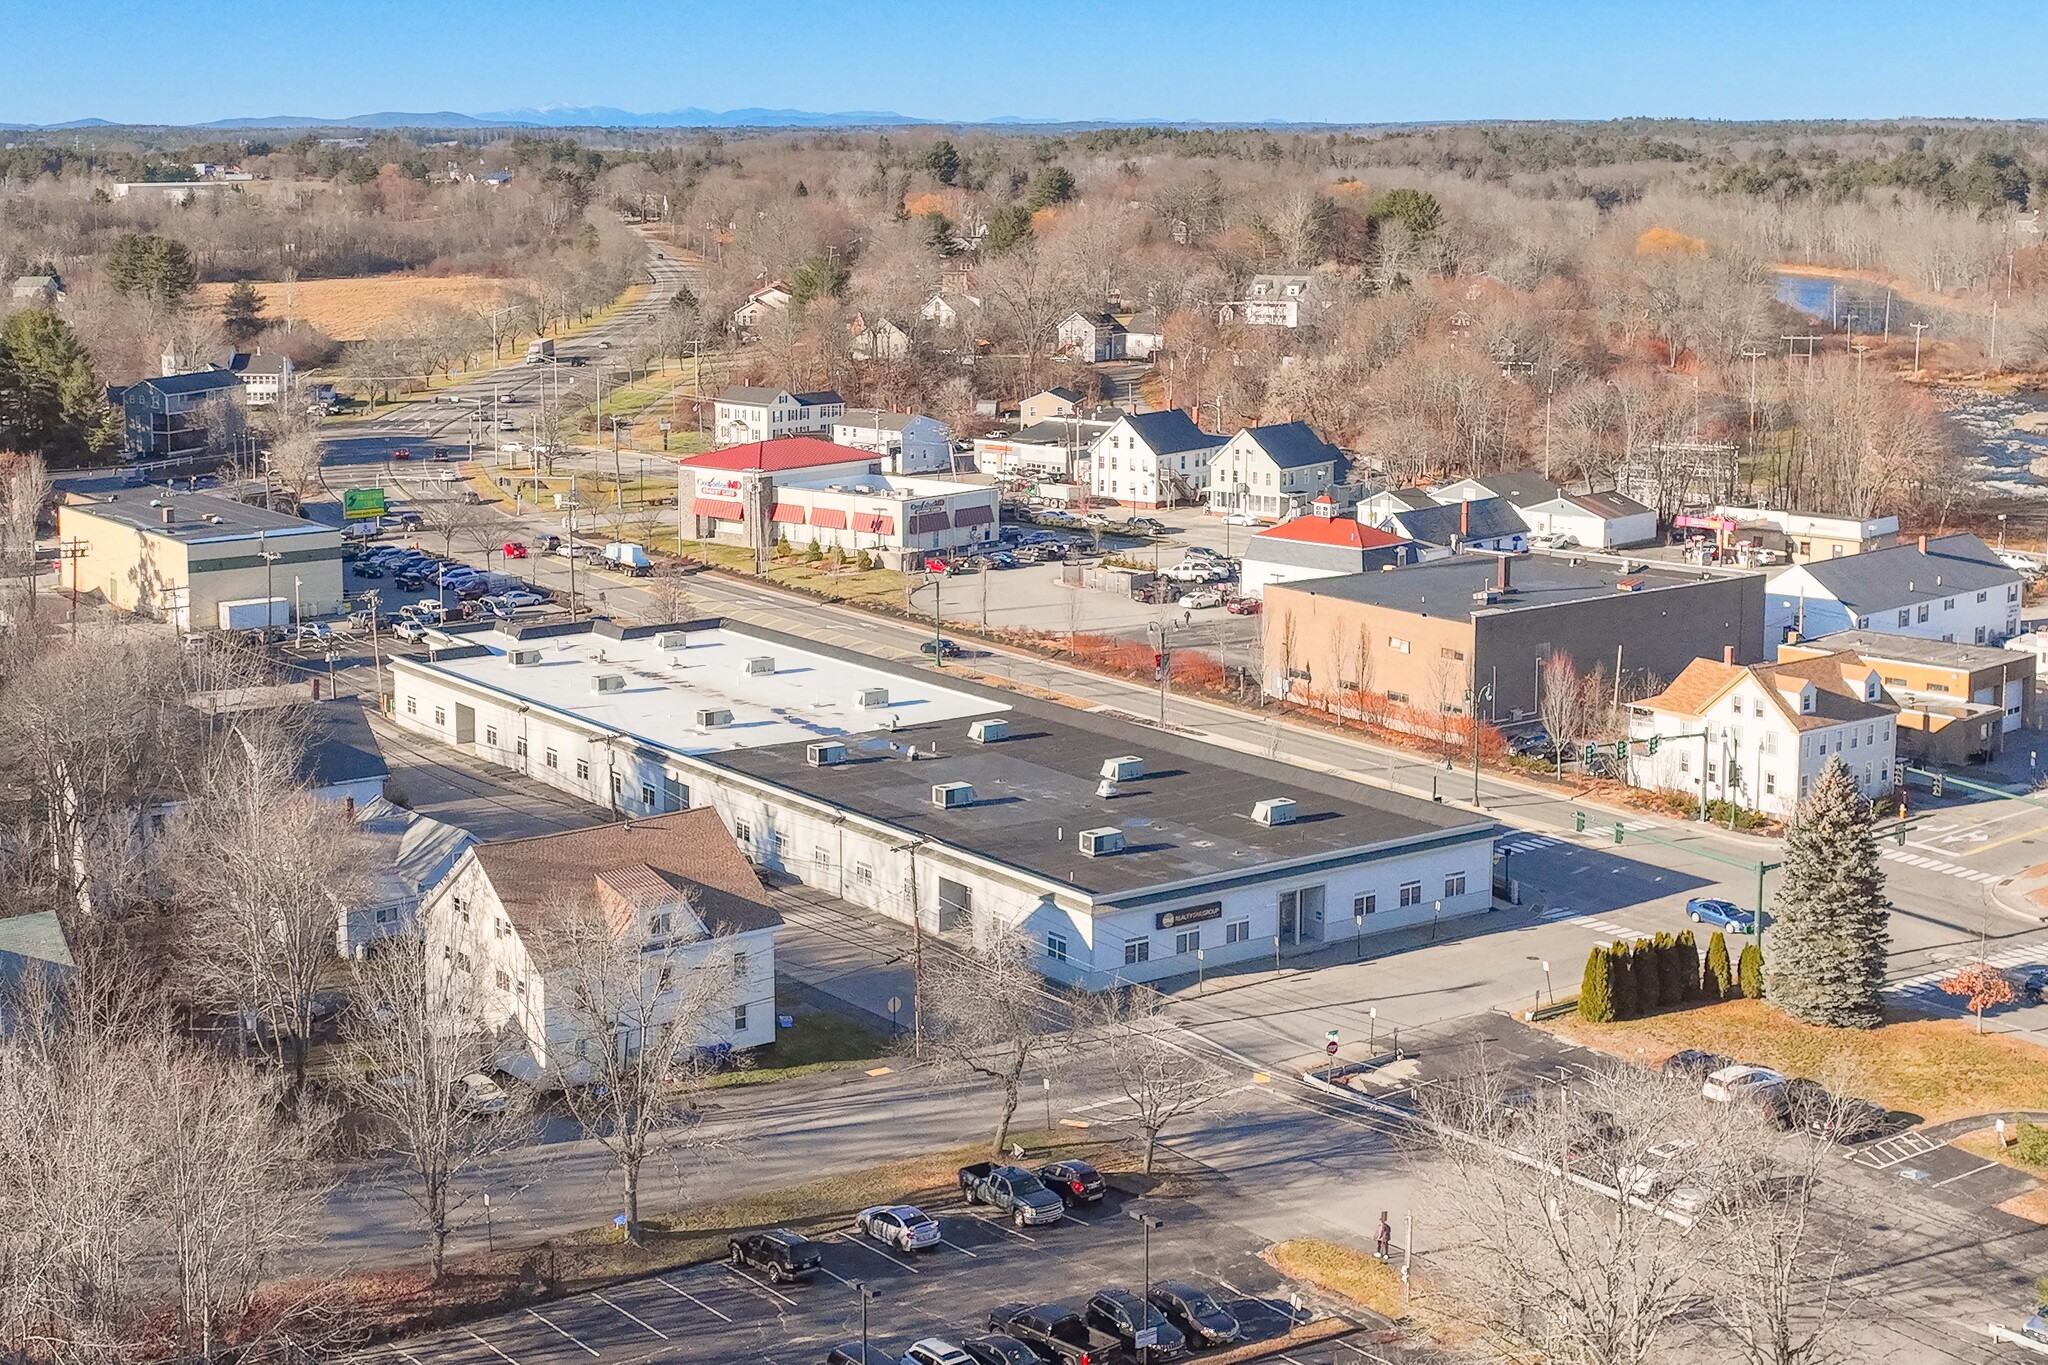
[4,0,2044,125]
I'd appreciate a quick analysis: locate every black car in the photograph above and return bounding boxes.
[1037,1159,1107,1207]
[1660,1049,1734,1083]
[920,638,965,659]
[1147,1281,1240,1349]
[1565,1107,1627,1163]
[353,563,385,579]
[960,1336,1040,1365]
[1506,729,1556,758]
[728,1228,823,1283]
[1085,1288,1187,1360]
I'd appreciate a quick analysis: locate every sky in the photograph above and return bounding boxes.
[5,0,2047,126]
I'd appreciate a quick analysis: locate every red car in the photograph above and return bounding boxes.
[501,541,528,559]
[1225,596,1262,615]
[391,447,412,460]
[923,557,956,575]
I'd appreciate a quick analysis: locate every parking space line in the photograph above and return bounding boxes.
[827,1232,924,1273]
[1062,1211,1091,1226]
[463,1329,524,1364]
[966,1215,1038,1243]
[937,1236,983,1257]
[655,1276,732,1322]
[521,1310,599,1357]
[725,1262,805,1302]
[1933,1160,2002,1188]
[591,1289,671,1339]
[816,1264,857,1286]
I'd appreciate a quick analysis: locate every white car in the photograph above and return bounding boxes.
[498,441,525,453]
[455,1072,509,1115]
[854,1203,940,1251]
[1222,510,1262,526]
[1179,589,1226,609]
[1531,531,1580,550]
[901,1341,975,1365]
[1702,1064,1784,1104]
[1616,1137,1697,1198]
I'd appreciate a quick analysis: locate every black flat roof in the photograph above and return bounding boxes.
[704,695,1491,905]
[1273,552,1743,622]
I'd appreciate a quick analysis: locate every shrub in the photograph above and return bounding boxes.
[1673,930,1701,1000]
[1704,931,1733,999]
[2011,1120,2048,1169]
[1647,933,1677,1010]
[1578,944,1615,1022]
[855,550,875,571]
[1612,939,1639,1019]
[1738,942,1765,999]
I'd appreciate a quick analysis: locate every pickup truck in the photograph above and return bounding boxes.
[985,1303,1122,1365]
[958,1163,1066,1226]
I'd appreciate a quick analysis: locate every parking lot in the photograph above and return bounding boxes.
[348,1189,1359,1365]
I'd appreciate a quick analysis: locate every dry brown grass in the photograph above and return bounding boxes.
[1999,1187,2048,1223]
[195,275,508,341]
[1541,998,2048,1125]
[1268,1238,1410,1320]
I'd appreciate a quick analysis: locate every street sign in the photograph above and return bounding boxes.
[887,996,902,1014]
[342,487,388,521]
[1325,1041,1339,1057]
[657,419,673,431]
[1326,1028,1340,1042]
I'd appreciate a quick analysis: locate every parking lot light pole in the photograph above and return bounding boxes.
[853,1281,879,1358]
[1128,1211,1164,1363]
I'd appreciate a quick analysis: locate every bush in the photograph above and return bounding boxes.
[1578,944,1615,1022]
[855,550,875,571]
[1648,933,1677,1010]
[1703,799,1770,831]
[2015,1120,2048,1169]
[1704,931,1733,1000]
[1612,939,1640,1019]
[1738,942,1765,999]
[1673,930,1701,1001]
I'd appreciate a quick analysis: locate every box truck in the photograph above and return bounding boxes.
[217,597,291,631]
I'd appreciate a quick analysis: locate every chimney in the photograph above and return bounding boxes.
[1460,500,1471,537]
[1723,645,1736,665]
[1497,555,1511,592]
[1918,534,1928,553]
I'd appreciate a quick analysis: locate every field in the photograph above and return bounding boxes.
[194,274,509,341]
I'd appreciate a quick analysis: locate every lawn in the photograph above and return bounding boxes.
[1542,997,2048,1126]
[197,274,510,341]
[709,1006,888,1088]
[1267,1238,1410,1320]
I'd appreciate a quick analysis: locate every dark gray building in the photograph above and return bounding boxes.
[123,369,243,459]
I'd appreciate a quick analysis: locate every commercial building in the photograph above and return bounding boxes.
[679,437,880,545]
[973,415,1116,482]
[1627,650,1898,819]
[765,472,1000,563]
[55,491,342,629]
[1239,500,1420,599]
[1766,534,2021,645]
[1088,410,1225,509]
[423,809,781,1082]
[1701,506,1900,564]
[831,410,953,475]
[1262,552,1767,725]
[387,618,1498,987]
[1779,630,2035,764]
[1205,422,1348,522]
[711,386,845,445]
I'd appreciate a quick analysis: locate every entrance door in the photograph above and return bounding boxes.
[453,704,476,745]
[1279,887,1326,946]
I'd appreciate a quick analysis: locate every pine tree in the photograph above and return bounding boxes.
[221,281,266,344]
[0,308,118,464]
[1673,930,1701,1001]
[1738,942,1764,999]
[1705,931,1734,999]
[1640,935,1668,1010]
[1765,755,1890,1027]
[1612,940,1639,1019]
[1578,944,1614,1023]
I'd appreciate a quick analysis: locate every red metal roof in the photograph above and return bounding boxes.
[1252,515,1410,550]
[678,437,876,473]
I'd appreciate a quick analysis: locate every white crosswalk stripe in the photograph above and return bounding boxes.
[1879,847,2003,885]
[1884,939,2047,997]
[1533,905,1653,940]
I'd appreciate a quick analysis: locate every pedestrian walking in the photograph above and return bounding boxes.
[1183,609,1192,627]
[1374,1212,1392,1260]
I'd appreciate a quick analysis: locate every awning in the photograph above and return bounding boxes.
[952,504,995,527]
[852,512,896,535]
[907,512,950,535]
[770,502,807,525]
[692,498,745,521]
[809,507,847,529]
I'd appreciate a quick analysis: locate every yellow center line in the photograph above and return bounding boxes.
[1962,819,2048,858]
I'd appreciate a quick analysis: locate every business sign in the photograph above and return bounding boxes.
[903,497,948,517]
[342,487,387,521]
[694,473,743,500]
[1155,902,1222,931]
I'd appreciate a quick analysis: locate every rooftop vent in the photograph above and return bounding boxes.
[653,630,690,650]
[806,741,848,767]
[591,674,626,694]
[744,656,775,676]
[508,648,541,667]
[1252,797,1298,827]
[854,687,889,709]
[1100,755,1145,782]
[1615,577,1645,593]
[160,507,176,525]
[695,707,734,730]
[1096,778,1119,799]
[1078,827,1126,857]
[968,718,1010,744]
[931,781,976,809]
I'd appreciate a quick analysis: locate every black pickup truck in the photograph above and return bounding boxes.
[958,1163,1067,1227]
[985,1302,1125,1365]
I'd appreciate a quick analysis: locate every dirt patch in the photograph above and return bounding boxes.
[1999,1187,2048,1223]
[196,275,509,341]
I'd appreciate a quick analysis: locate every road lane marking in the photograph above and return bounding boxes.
[463,1330,524,1364]
[591,1289,670,1339]
[937,1236,982,1257]
[522,1310,599,1357]
[724,1262,803,1303]
[655,1276,732,1322]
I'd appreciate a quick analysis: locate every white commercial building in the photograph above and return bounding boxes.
[387,619,1497,988]
[831,410,953,475]
[973,416,1115,482]
[767,472,1000,560]
[679,437,881,547]
[1766,533,2022,646]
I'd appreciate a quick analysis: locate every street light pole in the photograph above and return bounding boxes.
[1127,1211,1164,1364]
[852,1281,879,1360]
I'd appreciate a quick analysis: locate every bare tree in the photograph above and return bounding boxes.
[644,562,696,624]
[266,427,324,498]
[924,932,1066,1157]
[1708,1117,1855,1365]
[0,453,50,624]
[1085,986,1238,1171]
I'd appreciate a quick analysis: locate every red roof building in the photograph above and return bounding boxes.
[1240,508,1421,598]
[677,437,881,474]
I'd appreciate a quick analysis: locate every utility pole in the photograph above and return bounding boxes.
[1910,321,1929,376]
[906,842,925,1061]
[1469,681,1493,805]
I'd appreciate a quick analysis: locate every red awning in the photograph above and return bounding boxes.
[692,498,745,521]
[852,512,896,535]
[952,504,995,527]
[770,502,807,525]
[809,507,847,529]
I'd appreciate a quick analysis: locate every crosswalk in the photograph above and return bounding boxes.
[1532,903,1653,942]
[1884,939,2046,1001]
[1879,846,2004,886]
[1496,818,1656,857]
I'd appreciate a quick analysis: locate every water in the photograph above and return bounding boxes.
[1772,271,1946,337]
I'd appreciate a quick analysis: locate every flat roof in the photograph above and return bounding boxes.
[707,693,1491,905]
[392,621,1000,756]
[64,491,332,541]
[1272,552,1743,622]
[779,472,987,501]
[1802,629,2031,671]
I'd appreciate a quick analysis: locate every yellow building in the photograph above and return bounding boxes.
[56,491,343,630]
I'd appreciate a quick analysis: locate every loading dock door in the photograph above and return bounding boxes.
[453,704,476,745]
[936,877,972,932]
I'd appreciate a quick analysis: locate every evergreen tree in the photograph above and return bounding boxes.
[1704,931,1734,999]
[1612,939,1640,1019]
[922,140,962,186]
[1738,942,1764,999]
[1578,944,1614,1023]
[983,205,1035,254]
[1765,755,1890,1027]
[1673,930,1701,1001]
[0,308,118,465]
[220,281,267,344]
[788,254,850,305]
[1371,187,1442,237]
[1648,933,1678,1009]
[1025,165,1076,210]
[104,232,197,306]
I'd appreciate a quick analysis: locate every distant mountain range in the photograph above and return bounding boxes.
[0,106,944,132]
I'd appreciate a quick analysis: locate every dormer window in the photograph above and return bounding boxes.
[1802,691,1815,714]
[648,911,672,937]
[1866,680,1879,701]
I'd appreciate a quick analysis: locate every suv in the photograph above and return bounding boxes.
[1037,1159,1107,1207]
[726,1228,822,1283]
[1085,1288,1187,1361]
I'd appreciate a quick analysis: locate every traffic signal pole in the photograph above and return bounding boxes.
[1571,813,1780,949]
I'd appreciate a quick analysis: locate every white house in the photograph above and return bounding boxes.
[921,292,981,331]
[1057,311,1127,362]
[345,796,473,956]
[1765,533,2022,646]
[1087,410,1224,508]
[1373,496,1528,553]
[1120,311,1165,360]
[1206,422,1348,521]
[239,353,294,408]
[832,409,953,475]
[731,281,792,330]
[1222,274,1321,328]
[422,809,782,1084]
[1627,649,1899,820]
[712,386,846,444]
[849,316,911,361]
[1515,489,1657,550]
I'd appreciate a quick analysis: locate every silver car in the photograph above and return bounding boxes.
[855,1203,940,1252]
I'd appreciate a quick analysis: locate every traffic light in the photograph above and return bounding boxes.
[1614,740,1629,761]
[1574,810,1586,833]
[1931,773,1945,797]
[1583,743,1597,767]
[1647,736,1661,756]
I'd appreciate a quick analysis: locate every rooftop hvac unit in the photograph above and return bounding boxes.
[1251,797,1298,827]
[931,781,976,809]
[806,741,848,767]
[854,687,889,709]
[1078,827,1126,858]
[508,648,541,667]
[744,656,775,676]
[968,718,1010,744]
[653,630,690,650]
[1100,755,1145,782]
[695,707,734,730]
[591,674,626,694]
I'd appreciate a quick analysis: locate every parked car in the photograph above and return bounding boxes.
[2016,966,2047,1005]
[1530,531,1580,550]
[1221,510,1261,526]
[1506,729,1555,758]
[824,1344,900,1365]
[1126,517,1167,534]
[1147,1281,1241,1349]
[454,1072,508,1115]
[1037,1159,1107,1207]
[1703,1064,1785,1104]
[1659,1049,1733,1083]
[1084,1288,1187,1361]
[901,1341,976,1365]
[958,1163,1065,1226]
[726,1228,823,1283]
[959,1335,1042,1365]
[854,1203,940,1252]
[1178,589,1225,610]
[1225,596,1261,615]
[353,562,385,579]
[502,541,528,559]
[921,638,965,660]
[1616,1137,1698,1198]
[984,1304,1119,1365]
[1815,1097,1888,1142]
[1685,897,1757,932]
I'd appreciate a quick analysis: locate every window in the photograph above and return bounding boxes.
[1944,597,1955,611]
[1354,893,1377,917]
[854,861,874,884]
[657,965,675,992]
[2011,585,2022,602]
[611,772,624,796]
[1046,931,1069,962]
[1387,691,1411,704]
[405,696,418,715]
[1175,929,1201,955]
[1706,763,1718,783]
[733,951,748,977]
[735,819,752,845]
[1978,591,1989,603]
[1753,698,1764,717]
[648,912,671,936]
[1897,610,1911,627]
[1444,872,1466,898]
[1124,938,1150,965]
[1440,647,1465,662]
[1849,732,1858,749]
[1764,772,1777,795]
[374,906,396,925]
[1399,881,1423,908]
[1761,731,1775,754]
[1917,604,1929,623]
[733,1003,749,1031]
[1388,636,1411,653]
[485,725,498,746]
[1678,751,1690,773]
[494,969,510,990]
[544,748,558,769]
[515,737,528,758]
[515,978,527,997]
[576,758,589,780]
[641,783,657,807]
[433,706,445,726]
[453,950,472,972]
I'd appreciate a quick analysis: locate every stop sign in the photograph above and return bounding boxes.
[1326,1040,1339,1056]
